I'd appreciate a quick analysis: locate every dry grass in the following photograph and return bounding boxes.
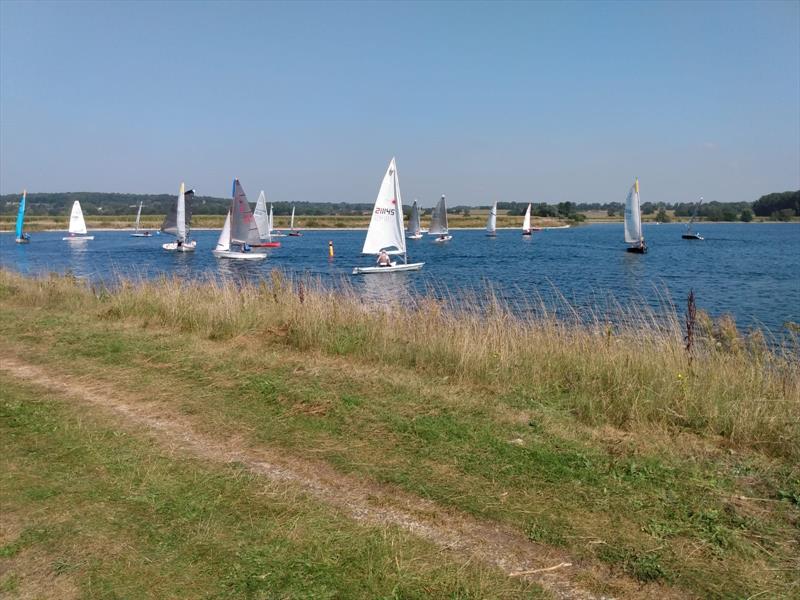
[3,268,797,460]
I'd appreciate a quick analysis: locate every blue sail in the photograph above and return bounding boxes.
[15,191,26,239]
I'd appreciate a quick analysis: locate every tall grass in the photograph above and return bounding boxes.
[2,268,797,459]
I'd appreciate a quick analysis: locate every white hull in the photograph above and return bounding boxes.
[15,238,30,244]
[213,249,267,260]
[63,235,94,240]
[432,235,452,243]
[163,240,197,252]
[270,232,287,237]
[353,261,424,274]
[407,233,423,240]
[130,232,152,237]
[486,231,496,237]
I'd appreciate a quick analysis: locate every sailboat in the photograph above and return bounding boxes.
[269,204,287,237]
[682,197,704,240]
[63,200,94,240]
[14,190,31,243]
[624,178,647,253]
[521,203,533,236]
[288,206,302,236]
[486,201,497,237]
[161,182,196,251]
[130,201,151,237]
[252,191,281,247]
[406,199,423,239]
[352,158,424,274]
[429,195,452,242]
[212,179,267,260]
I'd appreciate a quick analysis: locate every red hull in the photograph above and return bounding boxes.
[251,242,281,248]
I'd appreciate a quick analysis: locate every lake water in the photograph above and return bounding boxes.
[2,223,798,334]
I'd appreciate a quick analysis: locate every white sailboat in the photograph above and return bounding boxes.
[212,179,267,260]
[406,199,423,239]
[252,191,280,247]
[130,201,151,237]
[521,203,533,236]
[161,182,197,251]
[486,201,497,237]
[429,195,452,242]
[288,205,302,236]
[624,178,647,253]
[353,158,424,274]
[269,204,286,237]
[63,200,94,240]
[682,197,704,240]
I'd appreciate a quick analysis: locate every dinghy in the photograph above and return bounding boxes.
[212,179,267,260]
[429,195,452,242]
[130,201,151,237]
[63,200,94,240]
[161,182,196,251]
[522,203,533,236]
[407,199,423,239]
[252,191,281,247]
[14,190,30,243]
[353,158,424,274]
[624,178,647,253]
[269,205,286,237]
[682,197,704,240]
[288,206,302,236]
[486,201,497,237]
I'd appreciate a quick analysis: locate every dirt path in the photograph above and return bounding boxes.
[1,355,663,600]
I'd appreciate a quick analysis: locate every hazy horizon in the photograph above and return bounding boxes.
[1,1,798,206]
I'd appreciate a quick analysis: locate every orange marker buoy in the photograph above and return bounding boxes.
[328,240,334,258]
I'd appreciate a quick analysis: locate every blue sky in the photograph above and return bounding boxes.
[1,0,798,205]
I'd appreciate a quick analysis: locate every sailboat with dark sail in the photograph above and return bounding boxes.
[407,199,423,240]
[212,179,267,260]
[682,197,704,240]
[429,195,452,242]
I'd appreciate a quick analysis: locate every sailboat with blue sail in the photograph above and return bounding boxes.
[15,190,31,244]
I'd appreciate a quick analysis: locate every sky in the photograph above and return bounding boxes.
[1,0,798,205]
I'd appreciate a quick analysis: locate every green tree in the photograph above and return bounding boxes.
[740,208,753,222]
[655,208,671,223]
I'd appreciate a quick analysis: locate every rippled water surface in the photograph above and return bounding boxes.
[2,223,798,333]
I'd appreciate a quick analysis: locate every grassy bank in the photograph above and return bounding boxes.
[0,213,570,232]
[1,269,798,598]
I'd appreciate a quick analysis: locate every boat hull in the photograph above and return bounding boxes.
[131,232,152,237]
[288,232,302,237]
[432,235,452,243]
[251,242,281,248]
[682,234,704,240]
[352,262,425,274]
[270,233,287,238]
[486,231,497,237]
[163,241,197,252]
[15,237,30,244]
[407,233,423,240]
[63,235,94,240]
[522,231,533,236]
[212,250,267,260]
[626,245,647,254]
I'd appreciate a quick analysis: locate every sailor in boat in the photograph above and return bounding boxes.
[177,240,183,248]
[377,250,391,267]
[437,234,447,242]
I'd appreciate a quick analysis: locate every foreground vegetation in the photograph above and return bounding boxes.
[1,269,798,598]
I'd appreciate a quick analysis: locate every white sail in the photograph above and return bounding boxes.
[176,182,187,242]
[486,201,497,233]
[522,203,531,232]
[362,157,406,255]
[290,206,295,229]
[215,210,231,252]
[68,201,88,235]
[268,204,274,232]
[254,191,269,239]
[134,202,143,231]
[624,179,643,243]
[429,195,449,235]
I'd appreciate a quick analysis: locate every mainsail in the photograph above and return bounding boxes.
[161,183,194,241]
[407,199,421,235]
[290,206,296,230]
[624,178,643,244]
[254,191,270,239]
[687,197,703,232]
[134,201,143,231]
[15,190,26,239]
[230,179,261,245]
[68,201,88,235]
[486,201,497,233]
[362,157,406,255]
[429,195,449,235]
[522,203,532,232]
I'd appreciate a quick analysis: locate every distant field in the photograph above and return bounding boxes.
[1,213,571,231]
